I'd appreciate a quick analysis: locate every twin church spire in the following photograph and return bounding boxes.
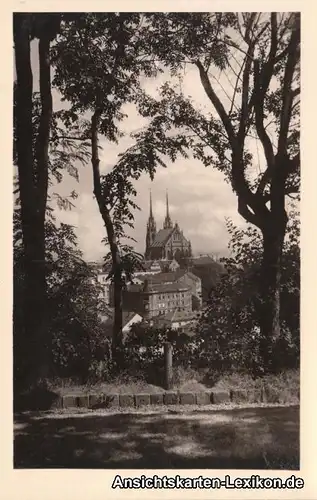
[146,189,157,253]
[145,189,192,262]
[148,189,173,231]
[145,189,172,257]
[163,190,173,229]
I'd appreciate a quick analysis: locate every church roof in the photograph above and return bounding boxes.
[150,228,174,247]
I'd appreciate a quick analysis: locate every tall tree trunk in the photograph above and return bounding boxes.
[91,111,124,357]
[33,32,53,380]
[259,208,287,372]
[113,269,123,355]
[14,15,54,388]
[14,14,40,388]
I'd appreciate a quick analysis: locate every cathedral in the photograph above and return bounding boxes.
[145,191,192,264]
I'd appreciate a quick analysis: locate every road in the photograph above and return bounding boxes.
[14,404,299,469]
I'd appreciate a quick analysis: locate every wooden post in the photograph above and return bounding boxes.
[164,341,173,390]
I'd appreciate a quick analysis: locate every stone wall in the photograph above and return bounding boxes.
[21,387,299,411]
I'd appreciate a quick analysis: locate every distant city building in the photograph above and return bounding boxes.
[145,191,192,264]
[121,269,202,324]
[96,267,111,305]
[155,309,198,333]
[133,258,180,276]
[101,310,143,340]
[88,193,221,333]
[123,280,192,320]
[132,270,202,310]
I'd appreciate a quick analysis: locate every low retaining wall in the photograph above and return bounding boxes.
[46,387,299,410]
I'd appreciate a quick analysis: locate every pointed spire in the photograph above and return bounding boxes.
[149,188,153,218]
[163,189,173,229]
[166,189,170,218]
[145,187,157,259]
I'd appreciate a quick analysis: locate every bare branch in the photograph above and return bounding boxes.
[278,19,300,158]
[228,57,245,117]
[243,13,258,44]
[210,73,240,117]
[262,13,278,94]
[55,135,90,141]
[246,14,278,128]
[254,59,275,192]
[238,42,255,145]
[195,60,236,148]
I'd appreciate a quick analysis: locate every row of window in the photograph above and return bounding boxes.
[156,307,186,315]
[157,292,187,300]
[157,300,186,308]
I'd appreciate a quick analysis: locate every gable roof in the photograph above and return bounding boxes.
[127,281,189,294]
[141,260,161,271]
[154,282,189,293]
[162,309,196,322]
[122,311,142,326]
[150,259,179,270]
[101,309,142,328]
[132,270,182,285]
[132,269,201,285]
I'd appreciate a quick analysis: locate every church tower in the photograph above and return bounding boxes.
[145,190,157,258]
[163,190,173,229]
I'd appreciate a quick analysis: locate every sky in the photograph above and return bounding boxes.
[29,31,259,264]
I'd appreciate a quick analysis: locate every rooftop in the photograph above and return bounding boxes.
[149,228,174,248]
[127,281,190,294]
[162,309,197,322]
[133,269,201,285]
[101,309,142,328]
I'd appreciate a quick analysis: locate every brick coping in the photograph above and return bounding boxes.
[47,387,299,410]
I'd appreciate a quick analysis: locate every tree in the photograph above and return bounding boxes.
[13,13,63,384]
[14,200,107,385]
[13,77,89,389]
[139,13,300,369]
[51,13,189,354]
[199,208,300,375]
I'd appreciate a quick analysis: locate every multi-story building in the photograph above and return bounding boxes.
[123,279,192,319]
[132,269,202,310]
[92,258,181,307]
[156,309,198,333]
[133,258,180,276]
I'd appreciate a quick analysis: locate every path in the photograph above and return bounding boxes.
[14,404,299,469]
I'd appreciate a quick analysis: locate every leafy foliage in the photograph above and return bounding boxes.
[133,13,300,357]
[198,210,300,376]
[51,14,202,249]
[14,204,109,383]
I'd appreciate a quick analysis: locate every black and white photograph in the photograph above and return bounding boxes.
[13,11,300,472]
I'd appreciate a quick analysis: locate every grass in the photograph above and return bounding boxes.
[44,368,299,404]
